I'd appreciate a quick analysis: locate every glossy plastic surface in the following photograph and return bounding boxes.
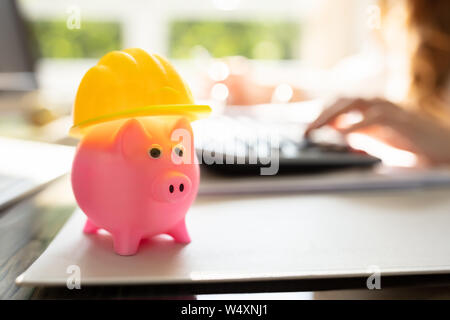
[69,48,210,138]
[70,49,207,255]
[72,117,199,255]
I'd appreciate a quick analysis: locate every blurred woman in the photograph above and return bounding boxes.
[306,0,450,165]
[219,0,450,165]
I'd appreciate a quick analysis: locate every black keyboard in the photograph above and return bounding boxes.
[193,115,381,175]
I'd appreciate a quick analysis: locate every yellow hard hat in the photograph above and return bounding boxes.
[69,48,211,137]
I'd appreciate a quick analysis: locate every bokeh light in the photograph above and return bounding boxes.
[208,61,230,82]
[272,84,293,103]
[211,83,229,101]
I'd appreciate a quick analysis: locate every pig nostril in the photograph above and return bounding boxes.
[179,183,184,192]
[169,185,174,193]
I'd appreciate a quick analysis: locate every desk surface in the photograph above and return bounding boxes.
[3,175,450,299]
[0,176,75,299]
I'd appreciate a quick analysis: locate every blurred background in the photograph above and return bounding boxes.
[2,0,405,143]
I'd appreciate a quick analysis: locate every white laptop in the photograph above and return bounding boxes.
[16,187,450,287]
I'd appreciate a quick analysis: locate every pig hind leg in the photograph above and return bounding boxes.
[83,219,100,234]
[167,219,191,244]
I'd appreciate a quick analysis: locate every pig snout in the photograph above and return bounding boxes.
[152,172,192,203]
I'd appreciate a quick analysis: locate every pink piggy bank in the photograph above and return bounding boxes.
[71,116,199,255]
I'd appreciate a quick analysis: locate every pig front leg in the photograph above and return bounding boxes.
[167,219,191,244]
[83,219,100,234]
[112,232,141,256]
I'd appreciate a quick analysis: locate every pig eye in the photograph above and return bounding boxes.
[173,145,184,158]
[148,145,162,159]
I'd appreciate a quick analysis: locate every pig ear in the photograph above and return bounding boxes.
[170,117,192,135]
[114,119,150,157]
[170,117,193,146]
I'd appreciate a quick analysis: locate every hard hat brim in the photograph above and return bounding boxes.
[69,104,211,138]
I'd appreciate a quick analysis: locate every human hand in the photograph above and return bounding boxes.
[305,97,450,165]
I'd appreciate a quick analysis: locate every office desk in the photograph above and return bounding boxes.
[3,175,450,299]
[0,176,75,299]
